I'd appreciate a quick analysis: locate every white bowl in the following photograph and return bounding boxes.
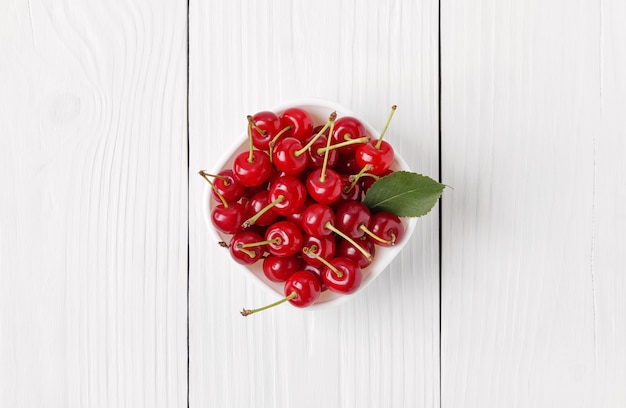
[202,98,417,310]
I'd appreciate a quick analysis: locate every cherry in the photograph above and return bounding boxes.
[232,149,272,187]
[211,202,246,235]
[306,168,343,204]
[366,212,404,247]
[301,235,336,268]
[355,105,397,175]
[264,220,304,257]
[331,116,367,154]
[279,107,314,141]
[355,139,394,175]
[268,175,307,215]
[272,137,309,175]
[245,190,279,227]
[301,203,335,237]
[334,201,371,239]
[199,170,245,203]
[244,175,306,226]
[262,254,301,282]
[321,257,362,294]
[248,111,281,150]
[302,248,362,294]
[283,271,322,307]
[241,270,322,315]
[227,231,266,265]
[336,237,375,269]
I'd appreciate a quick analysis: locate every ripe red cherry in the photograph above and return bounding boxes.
[262,254,301,282]
[355,105,397,175]
[249,111,281,150]
[306,168,343,205]
[264,220,304,257]
[245,190,279,226]
[355,139,395,175]
[232,150,272,187]
[211,202,246,234]
[331,116,367,154]
[334,201,371,239]
[279,107,314,141]
[301,235,336,268]
[301,203,335,237]
[272,137,309,175]
[283,271,322,307]
[244,176,307,227]
[367,212,404,247]
[268,175,307,216]
[228,231,266,265]
[241,270,322,316]
[321,257,362,294]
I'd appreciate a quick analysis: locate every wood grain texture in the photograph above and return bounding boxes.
[0,1,187,407]
[189,1,440,407]
[441,0,626,406]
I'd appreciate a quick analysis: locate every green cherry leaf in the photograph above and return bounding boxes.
[362,171,445,217]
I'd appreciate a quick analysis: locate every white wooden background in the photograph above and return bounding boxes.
[1,0,625,407]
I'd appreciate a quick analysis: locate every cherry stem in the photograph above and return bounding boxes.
[319,117,336,183]
[247,115,267,136]
[236,246,257,258]
[294,111,337,157]
[238,237,281,248]
[359,224,392,245]
[316,136,370,155]
[268,125,293,161]
[247,118,255,162]
[198,170,229,208]
[324,221,373,261]
[345,165,373,193]
[375,105,397,150]
[302,246,342,277]
[242,195,285,227]
[241,291,298,316]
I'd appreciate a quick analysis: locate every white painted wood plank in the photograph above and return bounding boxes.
[0,1,187,407]
[189,1,440,407]
[441,0,626,406]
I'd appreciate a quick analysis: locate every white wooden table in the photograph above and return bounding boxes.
[2,1,625,407]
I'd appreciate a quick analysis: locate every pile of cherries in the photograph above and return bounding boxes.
[200,105,404,316]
